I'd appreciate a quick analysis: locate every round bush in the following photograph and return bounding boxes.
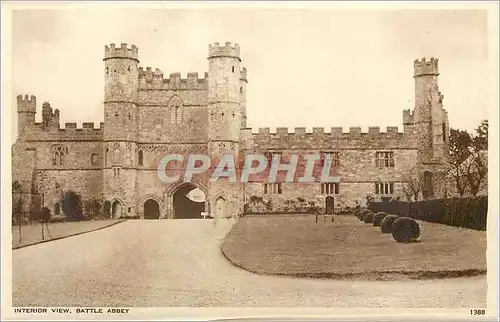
[372,212,388,227]
[392,217,420,243]
[363,212,374,223]
[380,215,398,233]
[358,209,371,221]
[356,209,365,220]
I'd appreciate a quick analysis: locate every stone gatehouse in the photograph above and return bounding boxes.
[12,41,450,220]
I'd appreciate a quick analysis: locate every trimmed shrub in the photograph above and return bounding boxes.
[358,209,371,220]
[392,217,420,243]
[380,215,398,233]
[372,212,388,227]
[363,212,374,224]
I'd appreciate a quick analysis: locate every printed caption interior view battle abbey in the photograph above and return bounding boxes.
[12,42,450,220]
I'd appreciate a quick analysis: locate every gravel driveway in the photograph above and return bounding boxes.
[12,219,486,308]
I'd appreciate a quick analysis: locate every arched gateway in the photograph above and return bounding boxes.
[168,182,207,219]
[111,200,123,219]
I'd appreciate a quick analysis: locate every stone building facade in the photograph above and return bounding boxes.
[12,42,450,220]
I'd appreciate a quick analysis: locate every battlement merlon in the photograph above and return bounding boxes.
[17,94,36,112]
[104,43,139,63]
[240,67,248,82]
[414,57,439,77]
[208,42,241,61]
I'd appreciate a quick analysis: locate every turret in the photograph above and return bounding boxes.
[414,57,439,107]
[17,94,36,138]
[41,102,60,129]
[104,43,139,103]
[413,56,449,164]
[207,41,242,143]
[103,43,139,142]
[102,43,140,218]
[413,58,437,164]
[206,42,244,219]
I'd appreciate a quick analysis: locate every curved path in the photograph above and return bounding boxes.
[12,219,486,307]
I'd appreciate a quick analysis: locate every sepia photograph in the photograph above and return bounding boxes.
[2,1,498,321]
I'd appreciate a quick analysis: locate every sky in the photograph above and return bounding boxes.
[9,5,492,142]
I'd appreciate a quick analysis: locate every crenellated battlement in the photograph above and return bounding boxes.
[403,109,414,124]
[414,57,439,77]
[138,68,208,90]
[208,42,240,60]
[248,126,417,150]
[17,94,36,112]
[20,120,104,142]
[104,43,139,62]
[253,126,410,136]
[60,122,103,131]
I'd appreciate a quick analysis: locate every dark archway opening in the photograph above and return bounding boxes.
[144,199,160,219]
[173,184,206,219]
[325,196,334,215]
[423,171,434,199]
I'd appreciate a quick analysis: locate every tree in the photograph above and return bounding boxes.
[466,150,487,196]
[448,128,472,196]
[401,167,423,201]
[12,181,23,225]
[103,200,111,219]
[473,119,488,151]
[61,190,85,221]
[84,198,102,220]
[448,120,488,197]
[37,207,52,240]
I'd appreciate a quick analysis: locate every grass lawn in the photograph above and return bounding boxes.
[221,214,486,280]
[12,220,124,249]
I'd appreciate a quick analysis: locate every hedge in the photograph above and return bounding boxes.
[368,196,487,231]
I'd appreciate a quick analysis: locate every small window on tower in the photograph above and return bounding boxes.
[240,87,243,94]
[127,66,131,72]
[232,66,235,73]
[106,67,109,74]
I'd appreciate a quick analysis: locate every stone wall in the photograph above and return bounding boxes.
[36,169,103,217]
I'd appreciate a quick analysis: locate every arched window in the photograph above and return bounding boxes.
[51,145,67,166]
[240,86,243,94]
[105,148,109,165]
[138,150,144,166]
[168,96,184,125]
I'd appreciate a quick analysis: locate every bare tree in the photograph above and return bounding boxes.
[448,128,472,196]
[466,151,487,197]
[12,180,24,243]
[467,120,488,196]
[401,167,423,201]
